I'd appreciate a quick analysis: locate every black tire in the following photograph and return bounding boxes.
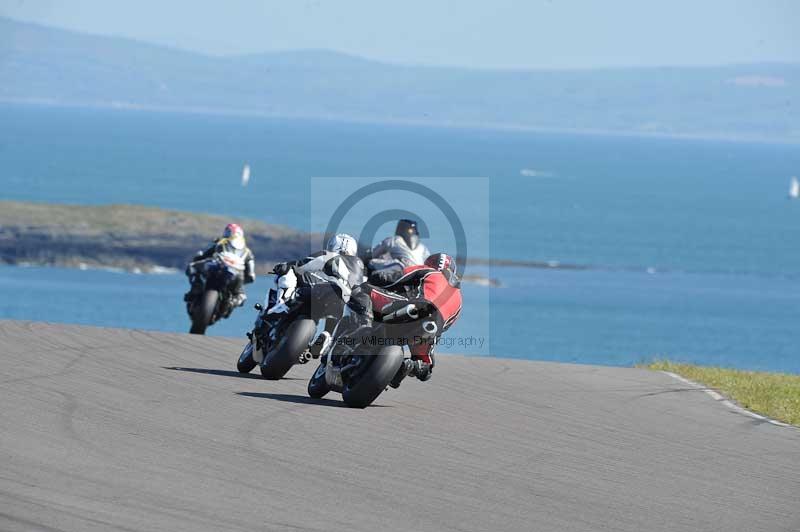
[190,289,218,335]
[307,363,330,398]
[342,345,404,408]
[259,318,316,380]
[236,341,257,373]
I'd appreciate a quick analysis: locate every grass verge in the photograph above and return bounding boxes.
[641,361,800,426]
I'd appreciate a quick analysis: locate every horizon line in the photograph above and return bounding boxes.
[2,14,799,74]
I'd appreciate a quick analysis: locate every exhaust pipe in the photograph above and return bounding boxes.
[383,304,419,322]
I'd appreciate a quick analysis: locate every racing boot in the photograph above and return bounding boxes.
[389,359,432,388]
[231,291,247,307]
[405,345,434,382]
[412,360,433,381]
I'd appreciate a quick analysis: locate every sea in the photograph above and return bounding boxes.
[1,104,799,372]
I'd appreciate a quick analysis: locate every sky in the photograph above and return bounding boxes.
[1,0,798,69]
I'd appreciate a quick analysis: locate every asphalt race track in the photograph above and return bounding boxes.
[1,320,798,532]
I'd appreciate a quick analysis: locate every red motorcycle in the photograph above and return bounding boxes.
[307,287,444,408]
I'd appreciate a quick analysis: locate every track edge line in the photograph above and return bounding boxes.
[661,371,797,430]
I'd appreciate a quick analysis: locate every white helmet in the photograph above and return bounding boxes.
[326,233,358,256]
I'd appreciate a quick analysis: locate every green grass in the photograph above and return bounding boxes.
[642,361,800,426]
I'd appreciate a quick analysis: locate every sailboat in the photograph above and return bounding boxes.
[789,176,799,199]
[241,164,251,187]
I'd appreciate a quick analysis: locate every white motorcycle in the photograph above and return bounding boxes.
[236,269,335,380]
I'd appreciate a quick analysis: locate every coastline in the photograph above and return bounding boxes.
[6,200,795,283]
[0,200,313,276]
[0,200,503,285]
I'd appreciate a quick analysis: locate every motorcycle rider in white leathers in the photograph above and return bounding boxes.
[184,223,255,308]
[368,219,430,286]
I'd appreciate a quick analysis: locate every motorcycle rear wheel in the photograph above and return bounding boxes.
[189,289,218,335]
[259,318,316,380]
[342,345,404,408]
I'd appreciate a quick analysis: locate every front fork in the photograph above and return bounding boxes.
[248,303,272,364]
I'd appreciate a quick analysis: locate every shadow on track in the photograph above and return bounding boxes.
[163,366,305,381]
[236,391,391,408]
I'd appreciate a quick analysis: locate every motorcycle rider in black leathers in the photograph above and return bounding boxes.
[184,223,256,308]
[368,219,430,286]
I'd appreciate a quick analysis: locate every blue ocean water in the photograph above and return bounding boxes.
[4,105,800,275]
[1,105,799,372]
[2,264,798,373]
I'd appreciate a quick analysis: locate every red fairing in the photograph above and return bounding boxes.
[377,263,463,328]
[421,271,462,327]
[369,287,405,314]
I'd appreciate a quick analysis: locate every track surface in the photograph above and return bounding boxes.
[0,321,798,532]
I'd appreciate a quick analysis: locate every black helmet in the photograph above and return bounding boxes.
[396,219,420,250]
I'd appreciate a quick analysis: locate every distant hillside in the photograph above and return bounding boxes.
[1,16,798,142]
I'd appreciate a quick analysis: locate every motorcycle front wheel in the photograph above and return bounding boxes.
[341,345,404,408]
[189,289,218,335]
[259,318,317,380]
[307,362,330,398]
[236,341,257,373]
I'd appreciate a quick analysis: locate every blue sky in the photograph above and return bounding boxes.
[1,0,798,69]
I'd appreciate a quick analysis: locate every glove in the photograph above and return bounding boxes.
[368,264,403,286]
[272,262,292,276]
